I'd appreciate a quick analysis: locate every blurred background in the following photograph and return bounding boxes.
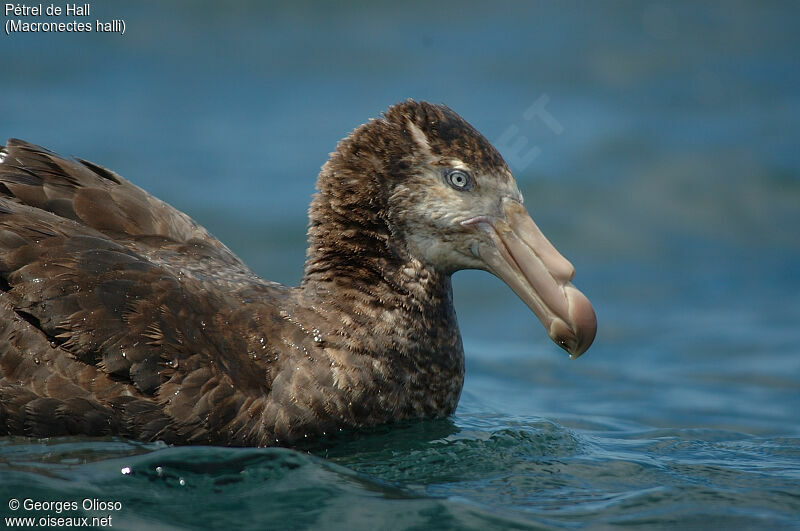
[2,1,799,528]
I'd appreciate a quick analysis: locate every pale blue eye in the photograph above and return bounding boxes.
[446,170,472,190]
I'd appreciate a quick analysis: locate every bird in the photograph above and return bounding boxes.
[0,100,596,446]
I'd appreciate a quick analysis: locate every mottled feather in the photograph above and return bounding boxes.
[0,101,511,445]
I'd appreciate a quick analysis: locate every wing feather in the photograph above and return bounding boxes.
[0,139,286,444]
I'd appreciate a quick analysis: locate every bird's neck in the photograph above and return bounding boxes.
[301,231,465,417]
[297,151,465,414]
[302,193,452,327]
[301,189,463,364]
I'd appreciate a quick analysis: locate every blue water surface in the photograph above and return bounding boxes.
[1,1,799,529]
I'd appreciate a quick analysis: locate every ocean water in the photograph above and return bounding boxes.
[2,1,799,529]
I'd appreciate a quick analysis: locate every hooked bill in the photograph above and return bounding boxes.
[464,198,596,358]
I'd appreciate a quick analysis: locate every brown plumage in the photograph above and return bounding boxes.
[0,100,596,446]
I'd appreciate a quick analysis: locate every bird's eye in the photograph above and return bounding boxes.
[445,169,472,191]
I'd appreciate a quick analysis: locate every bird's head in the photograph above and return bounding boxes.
[310,100,596,358]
